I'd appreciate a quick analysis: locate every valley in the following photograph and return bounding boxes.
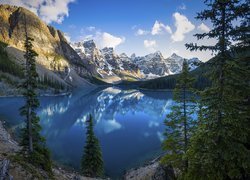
[0,4,202,96]
[0,1,249,180]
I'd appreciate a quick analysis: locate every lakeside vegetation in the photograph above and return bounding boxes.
[0,41,24,78]
[0,0,249,179]
[160,0,250,179]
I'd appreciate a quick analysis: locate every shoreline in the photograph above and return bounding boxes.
[124,153,175,180]
[139,88,173,92]
[0,92,72,98]
[0,85,174,98]
[0,119,106,179]
[0,118,173,180]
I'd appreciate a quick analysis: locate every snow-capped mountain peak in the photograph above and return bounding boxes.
[83,40,96,49]
[101,47,115,56]
[120,53,129,58]
[169,53,184,61]
[71,39,203,82]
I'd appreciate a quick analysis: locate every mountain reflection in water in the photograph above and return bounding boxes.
[0,87,174,178]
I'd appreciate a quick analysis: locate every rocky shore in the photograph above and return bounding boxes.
[0,118,175,180]
[0,119,104,180]
[124,156,175,180]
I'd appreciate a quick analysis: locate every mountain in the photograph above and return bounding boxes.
[137,57,212,90]
[71,40,203,81]
[131,51,170,78]
[0,4,202,91]
[0,4,95,94]
[71,40,143,83]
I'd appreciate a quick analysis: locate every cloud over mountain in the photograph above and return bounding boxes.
[144,40,157,52]
[171,12,195,42]
[152,20,172,35]
[0,0,75,24]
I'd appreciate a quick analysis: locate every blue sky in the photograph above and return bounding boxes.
[1,0,217,61]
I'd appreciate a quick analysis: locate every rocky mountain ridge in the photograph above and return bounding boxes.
[0,4,95,91]
[71,40,142,83]
[71,40,203,81]
[0,4,202,87]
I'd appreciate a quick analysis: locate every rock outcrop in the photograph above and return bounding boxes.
[71,40,143,83]
[0,119,105,180]
[124,157,175,180]
[0,4,95,90]
[72,40,203,82]
[0,4,202,86]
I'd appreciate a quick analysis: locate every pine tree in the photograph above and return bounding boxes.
[19,20,52,172]
[232,0,250,48]
[81,114,104,177]
[161,60,196,177]
[185,0,250,179]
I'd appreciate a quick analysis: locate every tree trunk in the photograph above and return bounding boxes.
[183,86,188,171]
[217,3,226,137]
[27,105,33,153]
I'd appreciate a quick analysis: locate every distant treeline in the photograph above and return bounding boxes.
[0,41,68,91]
[0,41,24,78]
[137,62,211,90]
[38,74,67,91]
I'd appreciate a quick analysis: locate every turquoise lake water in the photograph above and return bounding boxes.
[0,87,175,178]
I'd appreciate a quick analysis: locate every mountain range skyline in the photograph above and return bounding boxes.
[71,39,202,82]
[0,0,218,61]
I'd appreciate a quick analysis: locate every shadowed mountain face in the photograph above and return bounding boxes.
[71,40,143,83]
[0,87,178,178]
[0,4,94,89]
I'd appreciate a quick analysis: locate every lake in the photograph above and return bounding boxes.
[0,87,175,178]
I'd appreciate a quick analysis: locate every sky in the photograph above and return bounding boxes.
[0,0,219,61]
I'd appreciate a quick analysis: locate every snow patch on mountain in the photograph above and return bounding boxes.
[70,40,202,82]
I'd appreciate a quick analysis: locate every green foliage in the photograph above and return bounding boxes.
[38,74,66,92]
[161,60,197,177]
[185,0,250,179]
[81,114,104,178]
[19,34,52,173]
[0,73,18,87]
[10,154,54,179]
[0,41,24,78]
[140,75,177,89]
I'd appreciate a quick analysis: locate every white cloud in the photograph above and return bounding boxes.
[171,12,195,42]
[144,40,157,52]
[136,29,149,36]
[64,32,71,42]
[197,23,210,32]
[101,32,125,49]
[81,29,125,49]
[178,3,186,10]
[86,26,96,32]
[0,0,75,24]
[151,20,172,35]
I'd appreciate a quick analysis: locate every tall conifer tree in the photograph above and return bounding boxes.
[20,19,51,172]
[162,60,196,177]
[81,114,104,177]
[185,0,250,179]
